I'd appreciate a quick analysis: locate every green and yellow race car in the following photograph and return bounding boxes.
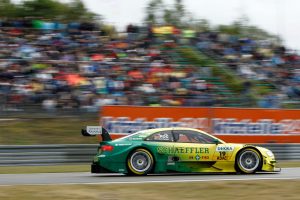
[82,127,278,175]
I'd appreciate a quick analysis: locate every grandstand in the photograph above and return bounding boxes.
[0,19,299,115]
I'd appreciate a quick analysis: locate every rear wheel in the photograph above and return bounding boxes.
[127,148,154,175]
[236,148,261,174]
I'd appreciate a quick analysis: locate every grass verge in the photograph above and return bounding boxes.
[0,165,89,174]
[0,180,299,200]
[277,161,300,168]
[0,116,98,144]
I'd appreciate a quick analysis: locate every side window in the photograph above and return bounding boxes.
[145,131,174,142]
[173,130,215,144]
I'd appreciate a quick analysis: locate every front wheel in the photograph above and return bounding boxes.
[127,148,154,175]
[236,148,261,174]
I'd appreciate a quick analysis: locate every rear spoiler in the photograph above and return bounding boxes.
[81,126,112,141]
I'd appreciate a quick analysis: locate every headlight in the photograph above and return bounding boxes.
[266,150,274,157]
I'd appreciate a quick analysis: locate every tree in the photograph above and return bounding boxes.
[145,0,164,25]
[0,0,99,22]
[216,16,282,43]
[192,19,210,32]
[19,0,65,19]
[163,0,186,27]
[64,0,99,21]
[0,0,17,18]
[145,0,186,27]
[163,8,174,25]
[173,0,184,26]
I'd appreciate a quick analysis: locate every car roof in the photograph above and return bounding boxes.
[119,127,224,142]
[149,127,225,143]
[141,127,208,134]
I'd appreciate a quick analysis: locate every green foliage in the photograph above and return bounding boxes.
[145,0,280,43]
[177,47,215,66]
[211,67,244,92]
[0,0,17,18]
[19,0,64,18]
[163,8,174,25]
[217,24,241,35]
[254,86,273,95]
[64,0,99,21]
[178,47,244,93]
[192,19,210,32]
[216,17,282,42]
[101,24,117,38]
[145,0,163,24]
[251,80,277,97]
[0,0,99,22]
[145,0,185,27]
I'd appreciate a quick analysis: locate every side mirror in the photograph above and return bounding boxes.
[213,139,220,145]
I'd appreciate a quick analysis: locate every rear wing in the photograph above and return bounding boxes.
[81,126,112,141]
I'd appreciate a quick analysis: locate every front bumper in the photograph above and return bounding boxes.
[91,163,113,173]
[261,157,280,172]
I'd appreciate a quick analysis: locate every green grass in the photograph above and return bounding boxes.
[277,161,300,168]
[0,165,90,174]
[0,161,299,174]
[0,180,299,200]
[0,116,98,145]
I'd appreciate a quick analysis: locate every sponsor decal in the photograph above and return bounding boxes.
[157,147,209,154]
[216,146,234,152]
[150,132,172,141]
[217,152,227,160]
[131,138,143,141]
[167,162,175,165]
[212,119,284,134]
[115,143,132,146]
[190,155,209,160]
[86,126,102,135]
[201,156,209,160]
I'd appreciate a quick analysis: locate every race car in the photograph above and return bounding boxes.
[82,127,278,175]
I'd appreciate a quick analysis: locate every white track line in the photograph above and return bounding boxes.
[1,177,300,187]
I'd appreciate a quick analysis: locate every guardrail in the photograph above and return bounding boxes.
[0,144,98,166]
[0,144,299,166]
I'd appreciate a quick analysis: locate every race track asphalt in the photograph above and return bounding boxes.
[0,168,299,186]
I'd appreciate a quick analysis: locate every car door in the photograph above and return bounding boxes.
[172,129,218,172]
[144,130,176,172]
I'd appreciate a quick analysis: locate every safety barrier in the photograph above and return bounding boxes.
[0,144,98,166]
[0,144,299,166]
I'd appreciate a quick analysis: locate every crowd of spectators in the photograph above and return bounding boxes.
[0,20,225,112]
[0,19,299,112]
[195,31,300,108]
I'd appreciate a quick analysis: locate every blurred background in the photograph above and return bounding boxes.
[0,2,299,199]
[0,0,299,145]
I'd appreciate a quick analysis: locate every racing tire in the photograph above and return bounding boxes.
[236,148,262,174]
[127,148,154,175]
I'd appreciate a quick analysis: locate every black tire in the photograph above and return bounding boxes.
[127,148,154,175]
[236,148,262,174]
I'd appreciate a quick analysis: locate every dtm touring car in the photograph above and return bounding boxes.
[82,127,279,175]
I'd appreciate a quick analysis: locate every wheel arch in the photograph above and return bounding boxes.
[234,146,263,172]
